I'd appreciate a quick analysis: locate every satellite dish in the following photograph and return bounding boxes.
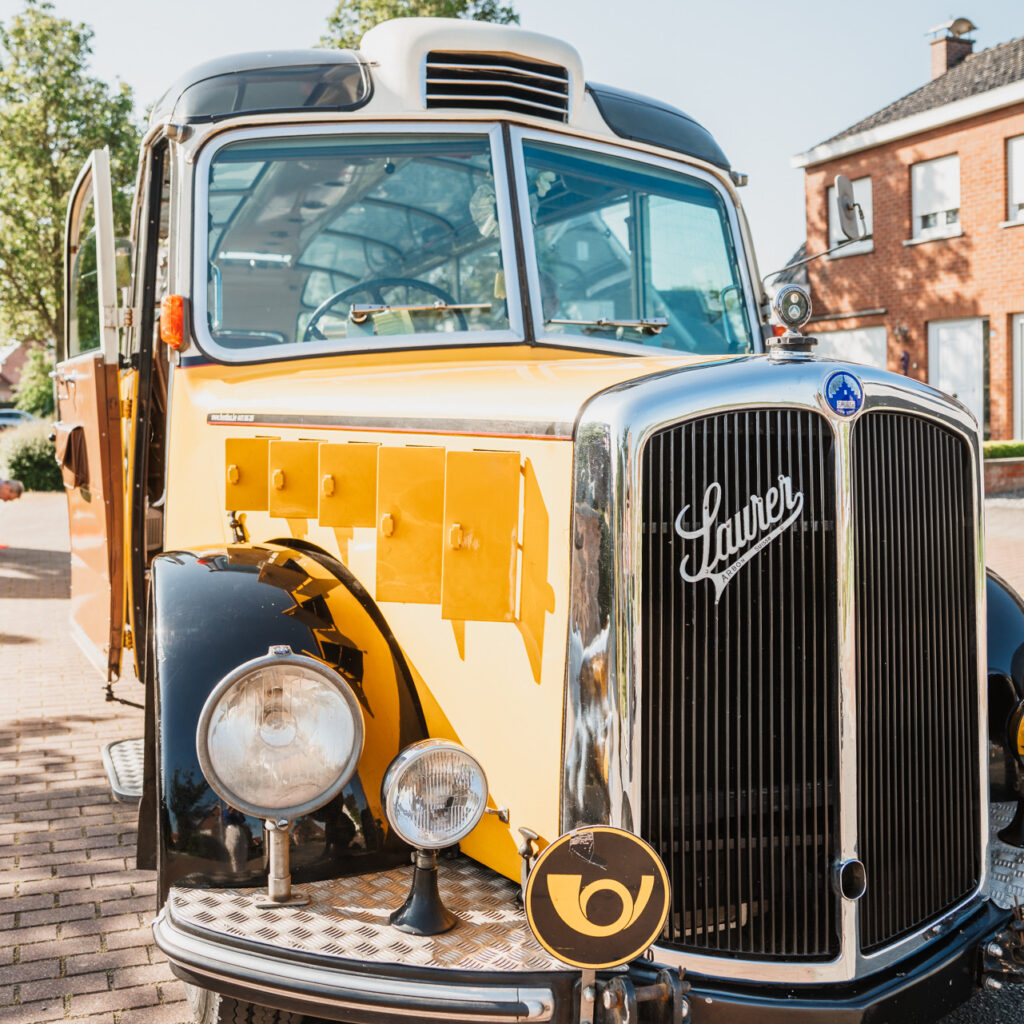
[835,175,866,241]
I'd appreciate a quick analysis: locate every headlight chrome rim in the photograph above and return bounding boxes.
[383,739,488,849]
[196,644,364,821]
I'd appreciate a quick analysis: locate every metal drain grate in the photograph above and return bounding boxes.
[102,737,144,802]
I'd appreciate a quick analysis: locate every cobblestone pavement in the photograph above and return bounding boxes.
[1,495,189,1024]
[2,492,1024,1024]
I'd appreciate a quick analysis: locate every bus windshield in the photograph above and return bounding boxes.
[199,132,512,357]
[522,141,754,354]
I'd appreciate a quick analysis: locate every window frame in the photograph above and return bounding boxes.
[509,126,762,358]
[189,122,525,364]
[910,153,961,242]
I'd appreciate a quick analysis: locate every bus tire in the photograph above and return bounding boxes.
[185,983,305,1024]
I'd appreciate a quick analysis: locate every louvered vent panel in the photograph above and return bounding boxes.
[424,51,569,121]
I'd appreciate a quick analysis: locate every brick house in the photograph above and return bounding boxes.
[0,341,28,405]
[792,19,1024,439]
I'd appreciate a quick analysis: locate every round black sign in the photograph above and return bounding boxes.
[524,826,670,969]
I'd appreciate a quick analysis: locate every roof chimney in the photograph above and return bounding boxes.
[928,17,977,80]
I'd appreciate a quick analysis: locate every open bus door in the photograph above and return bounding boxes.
[56,148,124,680]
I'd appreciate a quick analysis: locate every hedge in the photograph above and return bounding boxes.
[0,422,62,491]
[983,440,1024,460]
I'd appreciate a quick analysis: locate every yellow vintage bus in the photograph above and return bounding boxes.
[56,16,1024,1024]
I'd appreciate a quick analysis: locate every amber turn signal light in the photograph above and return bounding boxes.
[160,294,185,349]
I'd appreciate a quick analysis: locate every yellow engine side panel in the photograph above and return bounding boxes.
[376,446,445,603]
[318,442,379,528]
[268,440,321,518]
[224,437,270,511]
[442,450,520,622]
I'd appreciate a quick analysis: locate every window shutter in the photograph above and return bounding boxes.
[1008,136,1024,219]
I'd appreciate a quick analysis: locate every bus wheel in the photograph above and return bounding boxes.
[185,984,305,1024]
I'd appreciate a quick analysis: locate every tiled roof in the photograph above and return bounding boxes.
[821,35,1024,145]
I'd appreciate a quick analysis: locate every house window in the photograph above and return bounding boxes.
[827,176,873,256]
[1008,136,1024,222]
[911,154,960,240]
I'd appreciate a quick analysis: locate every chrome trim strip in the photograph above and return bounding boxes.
[507,126,764,360]
[205,410,574,438]
[563,354,987,985]
[189,122,524,364]
[153,909,555,1022]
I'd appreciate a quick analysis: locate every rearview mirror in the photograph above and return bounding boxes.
[834,175,867,241]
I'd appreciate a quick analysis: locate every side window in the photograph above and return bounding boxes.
[68,199,101,358]
[911,154,960,240]
[827,176,873,255]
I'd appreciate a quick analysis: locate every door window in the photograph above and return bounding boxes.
[68,199,101,358]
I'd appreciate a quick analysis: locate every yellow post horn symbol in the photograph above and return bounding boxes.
[546,874,655,937]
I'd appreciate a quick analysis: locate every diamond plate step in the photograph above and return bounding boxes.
[168,856,572,973]
[988,802,1024,910]
[101,737,144,802]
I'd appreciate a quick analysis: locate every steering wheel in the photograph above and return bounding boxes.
[303,277,468,341]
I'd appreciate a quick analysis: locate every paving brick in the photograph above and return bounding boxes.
[67,983,163,1015]
[19,902,96,927]
[64,945,151,977]
[4,955,61,983]
[18,933,98,961]
[7,923,57,945]
[0,999,68,1024]
[120,1001,193,1024]
[111,963,174,988]
[19,969,110,1002]
[102,927,154,951]
[63,913,142,936]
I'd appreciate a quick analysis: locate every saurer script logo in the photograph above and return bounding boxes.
[546,874,655,937]
[675,475,804,602]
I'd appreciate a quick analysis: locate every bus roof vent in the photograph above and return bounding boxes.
[424,51,570,121]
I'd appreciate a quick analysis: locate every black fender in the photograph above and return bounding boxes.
[987,568,1024,802]
[138,541,427,903]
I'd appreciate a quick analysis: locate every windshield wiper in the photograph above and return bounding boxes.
[349,301,491,324]
[546,316,669,336]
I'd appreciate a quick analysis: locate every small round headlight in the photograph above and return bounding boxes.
[382,740,488,849]
[197,645,364,820]
[772,283,812,330]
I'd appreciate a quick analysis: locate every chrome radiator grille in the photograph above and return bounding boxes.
[639,409,840,959]
[852,411,980,953]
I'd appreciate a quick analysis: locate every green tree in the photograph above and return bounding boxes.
[0,1,140,350]
[13,345,54,417]
[321,0,518,50]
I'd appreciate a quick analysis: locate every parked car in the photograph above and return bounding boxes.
[0,408,34,430]
[54,16,1024,1024]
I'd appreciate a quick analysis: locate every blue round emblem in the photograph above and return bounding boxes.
[823,371,864,417]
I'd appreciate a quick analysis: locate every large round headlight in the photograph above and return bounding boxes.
[197,645,364,820]
[382,740,488,849]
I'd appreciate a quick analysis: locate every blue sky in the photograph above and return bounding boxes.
[1,0,1020,273]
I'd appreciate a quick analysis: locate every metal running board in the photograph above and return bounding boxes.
[101,737,144,802]
[988,802,1024,910]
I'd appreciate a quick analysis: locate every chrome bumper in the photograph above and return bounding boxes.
[153,907,558,1022]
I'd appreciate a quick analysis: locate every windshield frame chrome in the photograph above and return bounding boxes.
[509,125,764,359]
[189,121,524,364]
